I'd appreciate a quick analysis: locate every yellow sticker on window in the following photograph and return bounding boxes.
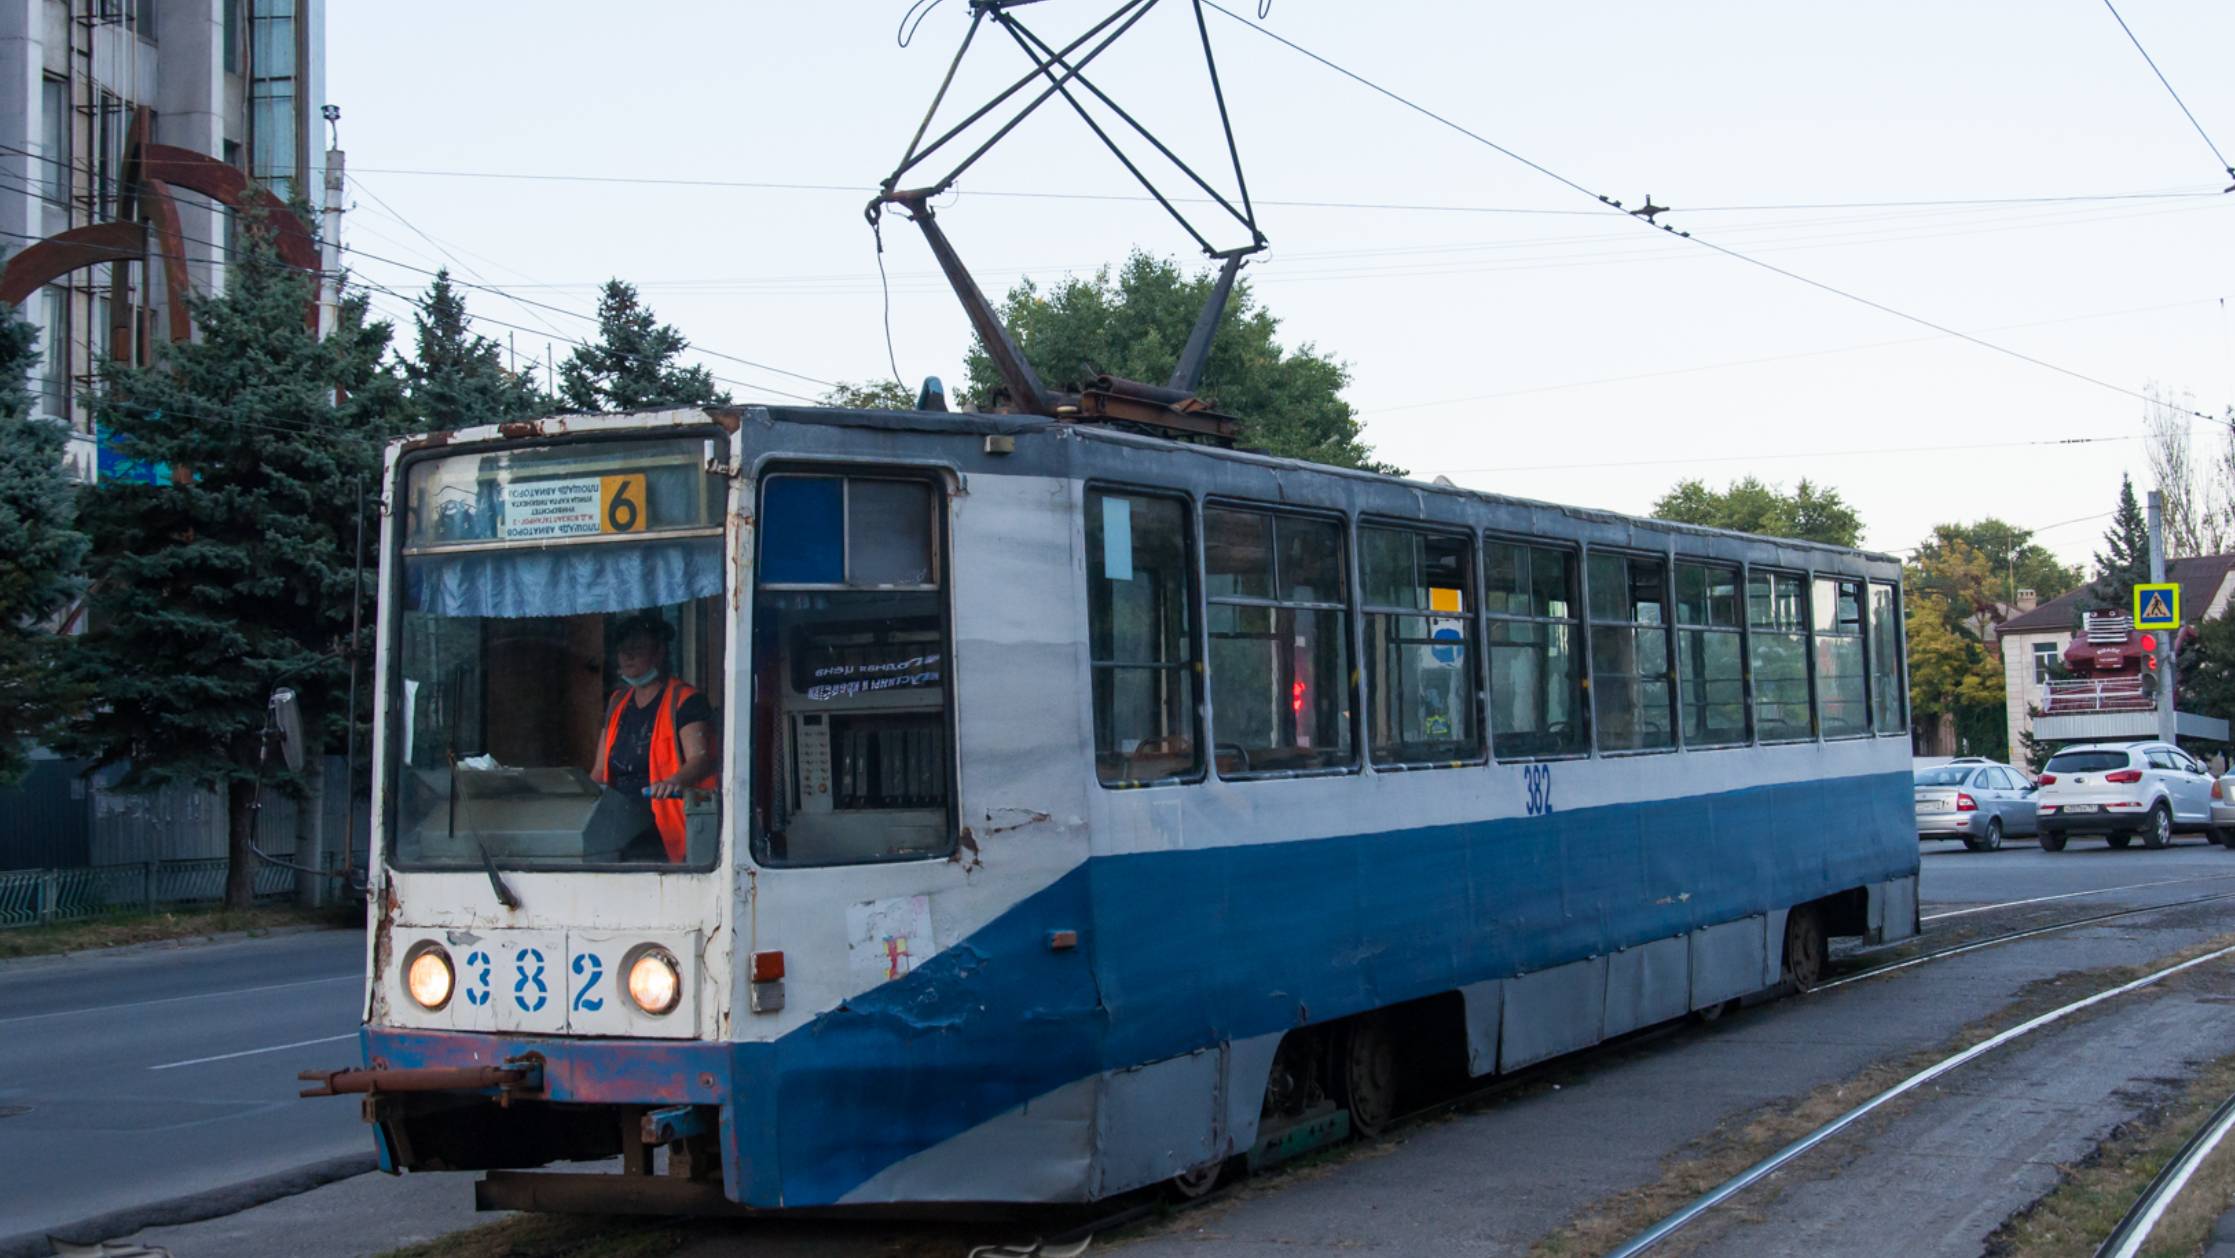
[600,474,648,534]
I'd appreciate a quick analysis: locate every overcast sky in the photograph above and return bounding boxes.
[329,2,2235,567]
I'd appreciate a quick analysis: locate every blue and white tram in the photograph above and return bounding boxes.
[333,402,1918,1211]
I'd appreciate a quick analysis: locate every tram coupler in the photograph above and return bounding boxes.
[299,1052,546,1100]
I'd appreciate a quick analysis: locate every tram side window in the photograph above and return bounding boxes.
[1868,582,1905,734]
[1360,526,1479,766]
[1204,506,1354,775]
[1814,576,1868,736]
[751,473,952,867]
[1588,552,1675,752]
[1676,562,1747,747]
[1484,541,1587,758]
[1749,571,1812,741]
[1087,491,1200,787]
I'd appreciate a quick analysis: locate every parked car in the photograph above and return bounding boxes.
[1914,761,2037,851]
[2212,770,2235,843]
[2034,741,2222,850]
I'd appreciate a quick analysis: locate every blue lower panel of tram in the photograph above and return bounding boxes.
[366,768,1914,1207]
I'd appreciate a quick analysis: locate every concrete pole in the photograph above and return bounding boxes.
[2149,490,2176,743]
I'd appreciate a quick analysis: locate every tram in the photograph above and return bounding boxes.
[315,401,1919,1212]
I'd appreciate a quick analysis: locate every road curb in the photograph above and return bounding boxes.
[0,1152,380,1258]
[0,923,357,973]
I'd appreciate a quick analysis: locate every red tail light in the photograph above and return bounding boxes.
[2038,773,2057,785]
[2105,769,2144,784]
[1955,793,1977,811]
[2216,780,2226,800]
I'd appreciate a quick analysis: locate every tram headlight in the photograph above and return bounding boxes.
[404,943,454,1011]
[625,945,682,1016]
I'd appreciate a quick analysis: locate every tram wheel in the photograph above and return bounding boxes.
[1783,906,1827,993]
[1341,1017,1399,1139]
[1168,1157,1226,1200]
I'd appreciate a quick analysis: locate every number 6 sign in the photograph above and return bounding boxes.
[599,473,647,534]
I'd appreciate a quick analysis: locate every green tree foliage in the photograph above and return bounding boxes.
[822,379,918,410]
[0,307,86,782]
[1934,518,2084,604]
[55,221,406,906]
[1649,476,1863,547]
[2183,611,2235,751]
[559,280,730,413]
[1903,554,2007,757]
[2080,473,2151,620]
[962,252,1394,473]
[402,269,547,431]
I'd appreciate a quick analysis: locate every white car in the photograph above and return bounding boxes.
[2035,741,2221,851]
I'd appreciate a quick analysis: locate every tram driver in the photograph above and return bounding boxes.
[591,612,718,862]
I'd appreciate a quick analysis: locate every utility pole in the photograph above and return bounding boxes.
[2149,490,2176,743]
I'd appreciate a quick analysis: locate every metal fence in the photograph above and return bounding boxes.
[0,857,297,929]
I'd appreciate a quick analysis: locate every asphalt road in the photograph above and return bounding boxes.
[0,928,370,1243]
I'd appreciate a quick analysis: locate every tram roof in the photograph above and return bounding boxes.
[388,403,1902,570]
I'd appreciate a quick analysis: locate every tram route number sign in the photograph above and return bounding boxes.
[2135,582,2180,631]
[501,473,650,539]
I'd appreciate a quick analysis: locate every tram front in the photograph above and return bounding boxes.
[326,412,747,1195]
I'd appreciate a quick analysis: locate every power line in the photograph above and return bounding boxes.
[1430,433,2137,477]
[346,171,577,347]
[2100,0,2235,186]
[1200,1,2221,426]
[338,162,2224,219]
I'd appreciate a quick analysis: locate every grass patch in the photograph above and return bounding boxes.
[1528,930,2235,1257]
[1989,1051,2235,1258]
[0,901,358,960]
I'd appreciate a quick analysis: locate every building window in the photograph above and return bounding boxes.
[1749,571,1812,741]
[1814,577,1868,737]
[223,0,241,72]
[1086,490,1199,788]
[40,77,66,205]
[2032,640,2060,688]
[1676,561,1747,747]
[94,92,122,217]
[1484,540,1586,758]
[1588,551,1675,752]
[1204,506,1353,776]
[36,286,66,422]
[248,0,298,198]
[1869,582,1904,734]
[1359,524,1478,766]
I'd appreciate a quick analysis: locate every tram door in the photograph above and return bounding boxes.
[749,472,954,867]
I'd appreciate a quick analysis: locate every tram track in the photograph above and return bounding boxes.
[2094,1091,2235,1258]
[1017,886,2235,1255]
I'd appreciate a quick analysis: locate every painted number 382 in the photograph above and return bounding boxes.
[1523,763,1554,817]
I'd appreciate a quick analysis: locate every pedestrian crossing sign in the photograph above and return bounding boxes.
[2135,582,2180,630]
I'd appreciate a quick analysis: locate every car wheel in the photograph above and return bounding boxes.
[1982,817,2004,852]
[2107,833,2133,849]
[2040,831,2068,852]
[2143,803,2172,850]
[2212,825,2233,848]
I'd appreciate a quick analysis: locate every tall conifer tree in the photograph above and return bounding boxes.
[57,218,405,906]
[0,307,86,781]
[558,280,729,413]
[2082,474,2153,621]
[402,269,547,430]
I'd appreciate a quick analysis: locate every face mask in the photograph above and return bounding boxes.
[621,667,661,689]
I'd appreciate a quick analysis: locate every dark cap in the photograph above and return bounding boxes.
[612,611,673,648]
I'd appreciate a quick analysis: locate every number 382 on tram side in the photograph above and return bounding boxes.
[309,402,1920,1212]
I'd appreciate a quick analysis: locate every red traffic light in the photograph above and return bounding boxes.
[2146,653,2160,671]
[2141,633,2159,651]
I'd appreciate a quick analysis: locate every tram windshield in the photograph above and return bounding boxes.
[387,435,729,871]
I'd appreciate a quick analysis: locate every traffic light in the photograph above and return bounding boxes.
[2142,632,2160,676]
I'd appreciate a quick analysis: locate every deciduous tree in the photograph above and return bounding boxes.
[0,306,86,782]
[1649,475,1863,547]
[55,220,406,907]
[559,280,729,414]
[961,252,1395,473]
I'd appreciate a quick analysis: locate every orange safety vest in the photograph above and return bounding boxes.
[594,677,717,862]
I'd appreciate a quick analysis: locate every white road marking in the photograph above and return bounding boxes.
[148,1032,358,1071]
[1921,872,2235,922]
[0,974,357,1026]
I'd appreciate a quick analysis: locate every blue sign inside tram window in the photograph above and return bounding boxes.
[761,476,844,584]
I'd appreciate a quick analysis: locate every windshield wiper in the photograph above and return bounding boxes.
[477,840,522,910]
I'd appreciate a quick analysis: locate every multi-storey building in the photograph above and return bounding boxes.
[0,0,327,476]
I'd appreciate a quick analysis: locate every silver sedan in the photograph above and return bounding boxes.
[1915,762,2038,851]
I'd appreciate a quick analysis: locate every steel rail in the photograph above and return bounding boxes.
[1921,870,2235,922]
[1607,942,2235,1257]
[2095,1091,2235,1258]
[1822,890,2235,991]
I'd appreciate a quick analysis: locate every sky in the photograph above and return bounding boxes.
[327,2,2235,568]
